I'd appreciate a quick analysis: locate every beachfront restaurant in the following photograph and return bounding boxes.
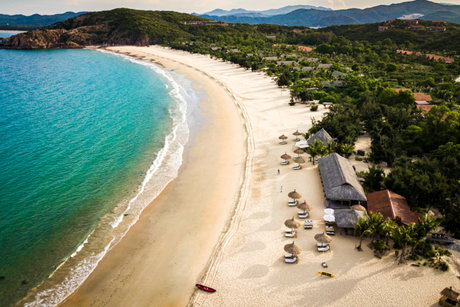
[318,153,367,208]
[366,189,422,225]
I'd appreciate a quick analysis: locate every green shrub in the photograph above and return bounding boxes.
[310,105,319,111]
[439,261,449,272]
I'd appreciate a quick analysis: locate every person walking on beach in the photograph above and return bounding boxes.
[280,186,283,193]
[278,169,280,175]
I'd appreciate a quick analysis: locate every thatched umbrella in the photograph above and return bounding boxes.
[280,152,292,161]
[294,156,306,164]
[314,232,332,244]
[288,189,302,200]
[351,204,366,211]
[293,148,304,158]
[293,130,302,141]
[284,241,302,255]
[297,200,313,213]
[285,216,301,232]
[279,134,288,140]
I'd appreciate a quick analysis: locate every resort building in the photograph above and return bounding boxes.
[263,56,278,61]
[432,20,446,25]
[266,35,276,39]
[318,64,332,69]
[366,189,422,225]
[431,27,447,32]
[378,26,389,31]
[318,153,367,207]
[409,25,424,30]
[307,128,333,146]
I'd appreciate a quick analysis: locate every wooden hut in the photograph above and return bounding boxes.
[439,286,459,307]
[366,190,422,225]
[318,153,367,207]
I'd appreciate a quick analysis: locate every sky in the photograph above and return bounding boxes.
[0,0,458,15]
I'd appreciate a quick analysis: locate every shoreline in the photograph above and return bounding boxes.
[58,46,247,306]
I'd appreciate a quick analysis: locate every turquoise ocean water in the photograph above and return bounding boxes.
[0,32,193,306]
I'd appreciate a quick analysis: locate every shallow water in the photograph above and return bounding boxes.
[0,46,192,306]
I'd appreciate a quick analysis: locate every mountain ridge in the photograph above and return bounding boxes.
[196,0,460,27]
[0,11,87,26]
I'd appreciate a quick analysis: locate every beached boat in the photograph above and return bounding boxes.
[196,284,216,293]
[317,271,335,277]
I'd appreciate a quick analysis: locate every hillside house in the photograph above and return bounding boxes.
[185,21,228,26]
[379,26,389,31]
[386,19,395,23]
[432,20,446,25]
[431,27,446,32]
[409,25,424,30]
[318,64,332,69]
[266,35,276,39]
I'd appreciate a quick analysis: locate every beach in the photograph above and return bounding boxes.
[60,46,460,307]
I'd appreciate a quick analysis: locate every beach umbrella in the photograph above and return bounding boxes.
[297,200,313,212]
[323,214,335,223]
[294,148,304,156]
[280,152,292,160]
[284,241,302,255]
[293,130,302,141]
[294,156,305,164]
[285,216,301,230]
[279,134,288,140]
[324,208,335,215]
[314,232,332,244]
[288,189,302,200]
[351,204,366,212]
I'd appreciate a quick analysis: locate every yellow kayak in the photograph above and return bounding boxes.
[317,271,335,277]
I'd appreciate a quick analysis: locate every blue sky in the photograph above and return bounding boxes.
[0,0,457,15]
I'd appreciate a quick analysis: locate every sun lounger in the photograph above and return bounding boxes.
[317,243,328,247]
[318,246,330,252]
[285,254,295,258]
[285,232,296,238]
[288,200,297,206]
[326,231,335,236]
[285,229,295,233]
[304,220,313,229]
[280,141,287,145]
[285,257,297,263]
[293,165,301,170]
[281,160,289,165]
[298,214,308,219]
[325,225,334,231]
[293,137,300,142]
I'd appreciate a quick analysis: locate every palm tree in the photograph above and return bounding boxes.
[301,132,310,141]
[341,143,356,159]
[354,217,371,251]
[412,214,439,256]
[367,212,385,249]
[392,224,414,264]
[306,140,324,165]
[326,141,337,155]
[318,144,328,158]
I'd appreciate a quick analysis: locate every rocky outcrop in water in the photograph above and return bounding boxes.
[1,29,87,49]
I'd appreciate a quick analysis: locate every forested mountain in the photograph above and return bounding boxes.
[0,11,87,26]
[197,0,460,27]
[199,5,331,17]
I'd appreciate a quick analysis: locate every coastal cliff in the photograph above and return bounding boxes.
[0,9,209,49]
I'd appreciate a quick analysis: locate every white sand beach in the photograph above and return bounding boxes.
[60,46,460,307]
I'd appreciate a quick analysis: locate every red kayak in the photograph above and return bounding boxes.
[196,284,216,293]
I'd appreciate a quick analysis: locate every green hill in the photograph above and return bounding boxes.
[421,11,460,23]
[0,9,264,49]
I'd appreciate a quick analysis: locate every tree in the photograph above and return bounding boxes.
[354,217,371,251]
[367,212,385,248]
[306,140,325,165]
[386,63,399,72]
[392,224,414,264]
[363,164,385,192]
[326,141,337,155]
[351,63,360,71]
[341,143,355,159]
[398,90,416,108]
